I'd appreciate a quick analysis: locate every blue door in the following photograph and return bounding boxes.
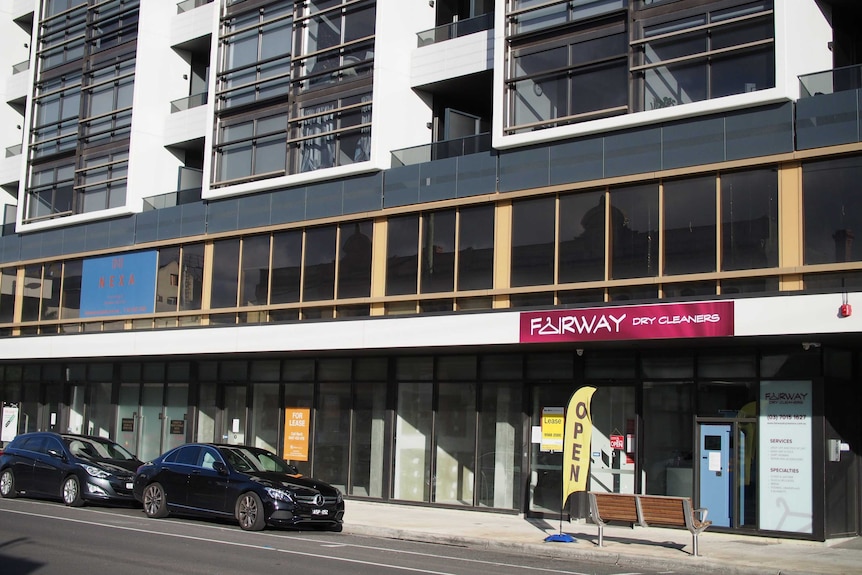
[699,424,732,527]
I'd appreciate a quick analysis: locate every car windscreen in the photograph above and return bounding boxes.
[220,447,297,474]
[64,437,136,462]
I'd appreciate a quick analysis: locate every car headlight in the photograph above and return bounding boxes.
[265,487,295,503]
[80,464,111,479]
[336,489,343,504]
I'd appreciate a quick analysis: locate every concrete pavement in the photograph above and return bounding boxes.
[342,499,862,575]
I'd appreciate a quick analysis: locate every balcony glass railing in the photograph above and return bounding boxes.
[417,13,494,47]
[391,133,492,167]
[799,64,862,98]
[12,60,29,74]
[5,144,22,158]
[177,0,212,14]
[170,92,208,113]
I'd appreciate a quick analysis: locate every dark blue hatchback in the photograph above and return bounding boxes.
[0,431,142,506]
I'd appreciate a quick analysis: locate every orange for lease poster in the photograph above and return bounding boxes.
[283,408,310,462]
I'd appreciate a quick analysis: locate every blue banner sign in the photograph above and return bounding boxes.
[80,251,158,317]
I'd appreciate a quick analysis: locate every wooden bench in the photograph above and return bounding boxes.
[588,492,711,556]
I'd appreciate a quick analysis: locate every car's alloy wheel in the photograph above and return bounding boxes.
[0,469,16,498]
[236,492,266,531]
[143,482,169,518]
[62,476,84,507]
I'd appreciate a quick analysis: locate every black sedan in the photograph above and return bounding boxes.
[0,431,142,506]
[133,443,344,532]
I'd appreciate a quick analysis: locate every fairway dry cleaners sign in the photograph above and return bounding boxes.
[519,301,734,343]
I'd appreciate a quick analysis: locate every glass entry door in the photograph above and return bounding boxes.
[117,383,188,461]
[589,386,638,494]
[529,384,637,514]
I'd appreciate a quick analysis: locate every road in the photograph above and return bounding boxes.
[0,498,674,575]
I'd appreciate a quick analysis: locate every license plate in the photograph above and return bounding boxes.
[311,509,329,516]
[126,483,134,490]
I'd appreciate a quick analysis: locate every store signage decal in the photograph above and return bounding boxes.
[519,301,734,343]
[80,251,158,317]
[283,408,310,462]
[758,380,813,534]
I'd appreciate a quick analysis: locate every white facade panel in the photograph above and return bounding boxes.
[733,292,862,337]
[126,2,195,212]
[163,104,208,147]
[5,291,862,361]
[170,1,216,47]
[411,30,493,89]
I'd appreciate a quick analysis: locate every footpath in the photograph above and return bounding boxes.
[342,499,862,575]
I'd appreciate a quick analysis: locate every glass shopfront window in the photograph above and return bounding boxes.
[664,176,716,275]
[610,183,659,279]
[511,197,555,287]
[803,156,862,265]
[721,168,778,271]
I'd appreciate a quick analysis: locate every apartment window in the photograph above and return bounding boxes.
[610,183,659,280]
[635,1,775,110]
[294,0,376,91]
[664,176,716,275]
[181,244,205,311]
[508,15,628,132]
[39,3,87,70]
[509,0,626,35]
[216,111,288,183]
[295,92,372,173]
[218,2,293,109]
[31,74,81,159]
[76,151,128,213]
[88,0,140,54]
[80,59,135,146]
[721,168,778,270]
[26,163,75,221]
[803,156,862,265]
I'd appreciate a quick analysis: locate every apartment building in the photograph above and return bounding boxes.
[0,0,860,539]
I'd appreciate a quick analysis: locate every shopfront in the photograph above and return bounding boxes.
[0,293,859,540]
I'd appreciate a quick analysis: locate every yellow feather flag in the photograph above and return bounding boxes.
[562,386,597,508]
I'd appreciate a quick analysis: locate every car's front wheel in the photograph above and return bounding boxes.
[62,475,84,507]
[236,491,266,531]
[0,469,16,498]
[142,482,169,518]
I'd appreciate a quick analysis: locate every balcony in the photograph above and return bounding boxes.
[798,64,862,150]
[391,133,491,167]
[170,92,208,113]
[417,13,494,47]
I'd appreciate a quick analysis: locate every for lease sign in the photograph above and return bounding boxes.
[519,301,734,343]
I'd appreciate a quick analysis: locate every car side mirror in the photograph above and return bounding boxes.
[47,449,66,461]
[213,461,229,475]
[287,464,299,475]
